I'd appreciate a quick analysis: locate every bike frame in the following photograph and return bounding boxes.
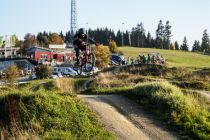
[81,44,91,65]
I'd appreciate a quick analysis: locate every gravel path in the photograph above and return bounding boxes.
[79,94,180,140]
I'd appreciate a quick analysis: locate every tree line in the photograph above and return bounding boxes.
[13,20,210,53]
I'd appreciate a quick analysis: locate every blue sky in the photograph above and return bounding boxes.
[0,0,210,48]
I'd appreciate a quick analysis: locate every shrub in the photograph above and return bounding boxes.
[95,73,113,88]
[53,78,75,93]
[35,65,51,79]
[95,45,110,68]
[5,65,19,84]
[109,40,119,53]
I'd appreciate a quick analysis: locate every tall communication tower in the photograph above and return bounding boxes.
[71,0,77,36]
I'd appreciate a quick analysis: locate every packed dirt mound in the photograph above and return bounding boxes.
[182,68,210,81]
[102,64,188,77]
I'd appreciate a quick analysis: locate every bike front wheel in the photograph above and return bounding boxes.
[84,53,95,72]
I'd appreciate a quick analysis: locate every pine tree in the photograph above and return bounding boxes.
[156,20,164,49]
[145,32,152,48]
[163,21,172,49]
[65,31,71,43]
[201,29,210,53]
[36,32,50,48]
[174,41,179,50]
[136,22,146,47]
[192,40,201,52]
[59,31,65,41]
[180,37,189,51]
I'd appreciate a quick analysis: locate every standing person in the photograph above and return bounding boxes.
[127,57,131,65]
[147,54,151,63]
[142,55,147,64]
[131,57,134,65]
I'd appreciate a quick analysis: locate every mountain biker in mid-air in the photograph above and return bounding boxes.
[73,28,98,64]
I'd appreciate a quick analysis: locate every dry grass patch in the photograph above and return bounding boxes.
[54,78,75,93]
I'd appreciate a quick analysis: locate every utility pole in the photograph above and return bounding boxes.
[122,22,124,46]
[128,31,131,47]
[5,35,8,60]
[86,22,89,39]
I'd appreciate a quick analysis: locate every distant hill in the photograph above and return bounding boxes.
[119,47,210,69]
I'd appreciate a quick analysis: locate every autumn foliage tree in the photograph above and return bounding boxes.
[50,33,64,44]
[95,45,110,68]
[108,40,119,53]
[23,34,36,52]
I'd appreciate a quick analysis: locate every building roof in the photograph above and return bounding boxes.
[26,46,55,53]
[55,48,75,54]
[25,46,74,54]
[0,47,20,51]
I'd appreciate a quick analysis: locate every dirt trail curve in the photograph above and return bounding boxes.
[79,95,180,140]
[196,90,210,101]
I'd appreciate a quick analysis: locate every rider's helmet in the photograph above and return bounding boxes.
[78,28,85,35]
[77,28,87,41]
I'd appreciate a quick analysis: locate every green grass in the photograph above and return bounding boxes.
[85,82,210,140]
[172,81,210,91]
[0,80,115,139]
[119,47,210,69]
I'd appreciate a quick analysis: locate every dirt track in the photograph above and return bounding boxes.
[79,95,180,140]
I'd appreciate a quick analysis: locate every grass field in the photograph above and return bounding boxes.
[119,47,210,69]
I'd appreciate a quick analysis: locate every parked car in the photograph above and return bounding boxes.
[83,64,100,73]
[52,67,77,76]
[110,54,126,65]
[64,68,77,76]
[51,72,63,79]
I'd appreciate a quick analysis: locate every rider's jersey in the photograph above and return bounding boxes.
[73,34,87,50]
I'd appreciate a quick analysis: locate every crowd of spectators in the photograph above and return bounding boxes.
[127,53,165,65]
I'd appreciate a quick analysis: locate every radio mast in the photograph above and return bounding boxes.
[71,0,77,36]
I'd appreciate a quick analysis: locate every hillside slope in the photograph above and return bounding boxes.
[119,47,210,68]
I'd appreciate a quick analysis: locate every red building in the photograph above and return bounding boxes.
[54,50,75,62]
[26,46,75,63]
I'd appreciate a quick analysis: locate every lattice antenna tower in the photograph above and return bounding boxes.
[71,0,77,35]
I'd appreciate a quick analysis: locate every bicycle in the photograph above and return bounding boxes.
[74,42,96,75]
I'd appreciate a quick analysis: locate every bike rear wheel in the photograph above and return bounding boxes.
[73,56,84,75]
[84,53,95,72]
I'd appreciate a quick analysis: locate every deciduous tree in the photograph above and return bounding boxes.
[95,45,110,68]
[50,33,64,44]
[109,40,119,53]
